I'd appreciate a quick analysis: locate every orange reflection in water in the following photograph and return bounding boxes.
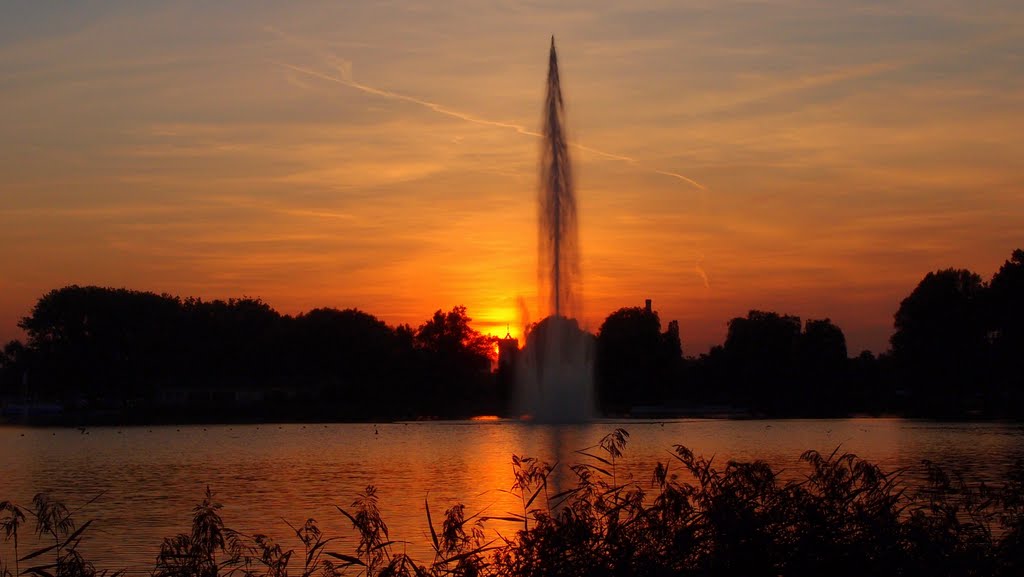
[1,420,1022,575]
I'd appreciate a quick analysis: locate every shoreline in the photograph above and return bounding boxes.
[1,409,1015,428]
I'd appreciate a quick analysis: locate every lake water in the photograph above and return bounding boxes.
[2,419,1023,574]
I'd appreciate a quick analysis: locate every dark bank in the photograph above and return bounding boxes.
[3,248,1024,425]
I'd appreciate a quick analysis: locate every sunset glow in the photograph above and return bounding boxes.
[1,1,1022,354]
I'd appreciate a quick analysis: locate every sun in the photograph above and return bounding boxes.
[473,307,523,343]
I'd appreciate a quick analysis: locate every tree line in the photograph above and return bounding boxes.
[596,248,1024,417]
[0,291,499,421]
[1,248,1022,421]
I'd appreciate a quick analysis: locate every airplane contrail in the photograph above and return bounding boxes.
[274,61,541,138]
[272,60,707,192]
[654,170,707,192]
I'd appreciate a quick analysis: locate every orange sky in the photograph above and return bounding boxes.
[1,1,1022,354]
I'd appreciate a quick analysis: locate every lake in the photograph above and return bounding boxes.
[2,418,1023,574]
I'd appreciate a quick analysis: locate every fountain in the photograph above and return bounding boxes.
[516,37,595,423]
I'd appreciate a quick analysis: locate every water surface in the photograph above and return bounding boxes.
[2,419,1022,574]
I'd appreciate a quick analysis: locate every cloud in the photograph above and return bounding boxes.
[273,60,542,136]
[270,53,707,192]
[282,209,357,221]
[695,255,710,289]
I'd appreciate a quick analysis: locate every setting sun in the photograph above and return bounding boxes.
[1,2,1022,357]
[2,4,1023,575]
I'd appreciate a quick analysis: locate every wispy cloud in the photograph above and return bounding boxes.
[695,255,710,290]
[282,209,357,221]
[2,2,1022,353]
[270,54,707,191]
[273,61,542,137]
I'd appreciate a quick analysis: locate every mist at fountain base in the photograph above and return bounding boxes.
[512,39,594,424]
[515,315,594,423]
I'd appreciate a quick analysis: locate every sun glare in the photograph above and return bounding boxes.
[475,307,522,342]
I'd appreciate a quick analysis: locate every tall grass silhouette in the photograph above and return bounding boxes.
[2,430,1023,576]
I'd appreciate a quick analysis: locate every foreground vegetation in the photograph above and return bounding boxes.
[3,430,1023,577]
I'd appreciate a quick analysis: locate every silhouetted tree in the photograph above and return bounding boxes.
[988,249,1024,413]
[287,308,405,407]
[661,319,684,389]
[684,345,729,405]
[801,319,847,367]
[9,286,522,420]
[596,307,661,411]
[19,285,186,402]
[416,306,495,361]
[16,251,1024,422]
[800,318,848,414]
[846,350,879,410]
[891,268,987,415]
[181,296,283,387]
[723,310,802,413]
[415,306,496,415]
[0,341,16,395]
[595,306,683,411]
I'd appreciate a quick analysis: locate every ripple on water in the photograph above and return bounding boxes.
[1,419,1022,575]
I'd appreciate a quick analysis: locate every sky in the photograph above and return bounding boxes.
[1,0,1022,355]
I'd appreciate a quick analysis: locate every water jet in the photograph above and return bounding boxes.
[516,37,594,423]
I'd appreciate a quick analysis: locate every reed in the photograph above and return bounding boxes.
[2,429,1023,577]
